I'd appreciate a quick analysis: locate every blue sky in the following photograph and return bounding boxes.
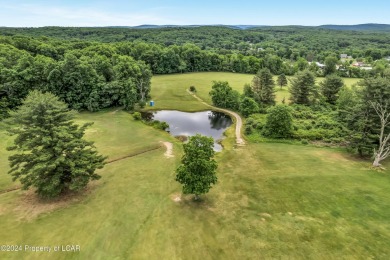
[0,0,389,27]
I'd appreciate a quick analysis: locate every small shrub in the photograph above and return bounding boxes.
[244,125,253,135]
[239,97,259,117]
[245,114,266,135]
[189,86,197,92]
[301,139,309,145]
[152,120,169,130]
[139,101,146,108]
[133,112,142,120]
[160,121,169,130]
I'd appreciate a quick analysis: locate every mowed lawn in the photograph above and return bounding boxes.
[150,72,360,109]
[0,73,388,259]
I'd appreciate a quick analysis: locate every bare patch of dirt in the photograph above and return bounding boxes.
[260,213,272,219]
[295,215,324,224]
[13,183,98,221]
[207,206,217,212]
[85,129,98,134]
[160,141,174,158]
[170,193,182,202]
[110,109,120,114]
[314,150,350,162]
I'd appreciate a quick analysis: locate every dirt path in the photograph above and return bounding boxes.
[187,90,245,145]
[160,141,174,158]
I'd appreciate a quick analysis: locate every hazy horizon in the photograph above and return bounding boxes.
[0,0,389,27]
[1,23,390,29]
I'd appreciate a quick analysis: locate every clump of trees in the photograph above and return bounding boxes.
[6,91,106,198]
[209,81,240,110]
[209,69,277,118]
[263,105,293,138]
[341,77,390,157]
[175,134,218,200]
[0,38,152,115]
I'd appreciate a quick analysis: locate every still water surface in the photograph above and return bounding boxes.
[144,110,233,151]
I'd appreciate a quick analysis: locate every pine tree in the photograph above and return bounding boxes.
[320,74,344,104]
[346,77,390,156]
[251,68,276,105]
[277,73,288,89]
[7,91,106,198]
[289,70,317,105]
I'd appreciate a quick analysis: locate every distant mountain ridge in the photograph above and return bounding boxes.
[106,23,390,31]
[111,24,268,30]
[318,23,390,31]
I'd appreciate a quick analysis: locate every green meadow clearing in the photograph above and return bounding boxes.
[150,72,360,110]
[0,72,389,259]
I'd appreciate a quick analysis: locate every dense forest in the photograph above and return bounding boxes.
[1,26,390,117]
[2,26,390,60]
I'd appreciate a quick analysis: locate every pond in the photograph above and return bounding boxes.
[142,110,233,151]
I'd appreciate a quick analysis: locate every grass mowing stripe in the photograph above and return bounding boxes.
[0,144,164,195]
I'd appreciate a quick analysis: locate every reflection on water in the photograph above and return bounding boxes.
[209,111,232,130]
[142,110,232,151]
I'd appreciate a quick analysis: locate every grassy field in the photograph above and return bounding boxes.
[0,73,388,259]
[150,72,360,109]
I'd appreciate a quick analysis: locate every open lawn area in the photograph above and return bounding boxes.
[0,73,388,259]
[150,72,361,110]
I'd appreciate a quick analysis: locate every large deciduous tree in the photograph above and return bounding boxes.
[239,97,259,117]
[209,81,240,110]
[175,134,218,201]
[7,91,106,198]
[263,105,293,138]
[324,55,338,76]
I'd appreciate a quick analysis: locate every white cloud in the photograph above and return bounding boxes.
[0,3,181,27]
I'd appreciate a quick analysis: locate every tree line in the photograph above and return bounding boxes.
[0,37,153,118]
[2,32,389,117]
